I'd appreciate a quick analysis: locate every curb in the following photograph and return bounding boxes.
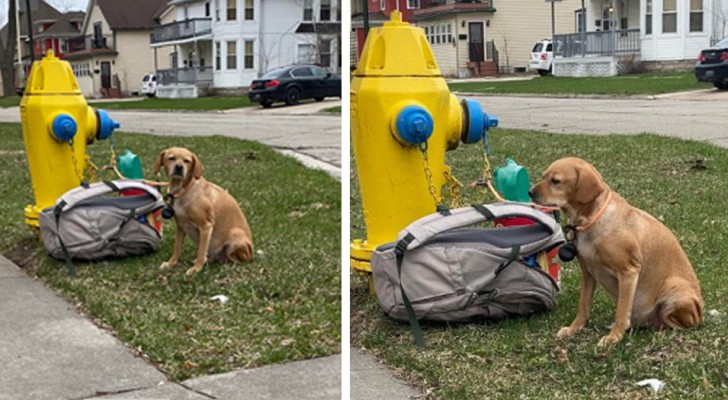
[451,91,658,100]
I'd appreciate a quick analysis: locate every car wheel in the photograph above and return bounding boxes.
[537,69,548,76]
[146,93,155,98]
[314,97,325,102]
[260,99,273,108]
[714,81,728,90]
[285,87,301,105]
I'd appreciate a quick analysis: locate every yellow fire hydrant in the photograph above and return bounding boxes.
[20,50,120,228]
[351,11,498,273]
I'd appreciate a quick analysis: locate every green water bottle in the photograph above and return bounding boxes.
[493,158,531,202]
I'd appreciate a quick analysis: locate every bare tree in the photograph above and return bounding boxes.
[713,0,728,41]
[494,19,511,74]
[0,0,18,96]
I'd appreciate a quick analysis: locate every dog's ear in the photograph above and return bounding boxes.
[153,150,166,175]
[191,154,205,179]
[573,164,605,204]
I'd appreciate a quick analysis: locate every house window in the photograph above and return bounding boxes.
[297,43,316,63]
[320,39,332,67]
[215,41,221,70]
[575,9,585,32]
[244,40,254,69]
[227,0,236,21]
[690,0,703,32]
[447,24,452,43]
[205,2,210,17]
[71,62,90,77]
[60,39,68,53]
[424,26,430,43]
[303,0,313,21]
[215,0,221,21]
[380,0,385,11]
[662,0,677,33]
[227,40,236,69]
[407,0,420,9]
[245,0,254,20]
[645,0,652,34]
[435,25,440,44]
[321,0,331,21]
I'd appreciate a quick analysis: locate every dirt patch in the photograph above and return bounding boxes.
[4,237,38,270]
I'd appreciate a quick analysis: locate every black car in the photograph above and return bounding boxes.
[248,65,341,108]
[695,36,728,90]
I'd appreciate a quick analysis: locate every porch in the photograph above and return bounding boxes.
[156,66,213,99]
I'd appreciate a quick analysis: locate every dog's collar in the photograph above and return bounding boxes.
[167,178,198,200]
[572,190,613,232]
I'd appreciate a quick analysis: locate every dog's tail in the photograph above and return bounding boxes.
[226,229,254,262]
[659,294,704,329]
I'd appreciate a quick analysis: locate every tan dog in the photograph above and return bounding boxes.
[154,147,253,277]
[530,157,703,347]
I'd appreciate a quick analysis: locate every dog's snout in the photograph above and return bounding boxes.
[528,187,536,199]
[173,164,184,175]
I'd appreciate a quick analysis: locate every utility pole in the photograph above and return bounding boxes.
[362,0,369,37]
[25,0,35,62]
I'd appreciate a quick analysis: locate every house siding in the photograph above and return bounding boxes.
[114,31,159,95]
[488,0,581,72]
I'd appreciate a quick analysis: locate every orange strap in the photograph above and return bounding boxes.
[574,191,613,232]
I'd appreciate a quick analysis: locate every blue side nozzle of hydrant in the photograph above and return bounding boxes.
[395,105,434,146]
[96,109,120,140]
[461,98,499,144]
[51,113,78,142]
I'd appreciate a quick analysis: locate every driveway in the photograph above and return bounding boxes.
[470,90,728,148]
[0,100,341,177]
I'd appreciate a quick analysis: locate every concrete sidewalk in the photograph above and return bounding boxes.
[0,255,340,400]
[351,349,422,400]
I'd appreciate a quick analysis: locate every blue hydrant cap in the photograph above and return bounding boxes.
[395,105,434,145]
[461,98,499,144]
[96,109,120,140]
[51,114,77,142]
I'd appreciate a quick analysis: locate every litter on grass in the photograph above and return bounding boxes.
[210,294,229,304]
[637,378,665,394]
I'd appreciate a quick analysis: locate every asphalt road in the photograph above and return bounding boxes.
[467,89,728,148]
[0,99,342,171]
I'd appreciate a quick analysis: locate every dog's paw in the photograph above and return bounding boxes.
[597,332,622,348]
[159,261,176,270]
[556,326,580,338]
[185,265,202,278]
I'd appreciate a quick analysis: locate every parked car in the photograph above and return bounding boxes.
[248,65,341,108]
[140,73,158,97]
[695,36,728,90]
[530,39,554,76]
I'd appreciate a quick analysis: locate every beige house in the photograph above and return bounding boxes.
[412,0,582,77]
[64,0,175,98]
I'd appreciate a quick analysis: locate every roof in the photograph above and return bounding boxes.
[18,0,64,37]
[35,11,85,39]
[295,22,342,34]
[95,0,171,30]
[411,2,496,21]
[351,11,389,28]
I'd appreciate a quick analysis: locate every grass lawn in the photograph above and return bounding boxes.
[88,95,254,111]
[0,96,20,108]
[351,129,728,399]
[0,122,340,381]
[323,105,342,113]
[448,72,712,96]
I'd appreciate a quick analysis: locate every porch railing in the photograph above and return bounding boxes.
[554,29,640,58]
[67,34,113,52]
[157,66,213,86]
[151,18,212,45]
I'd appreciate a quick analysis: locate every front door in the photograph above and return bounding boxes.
[100,61,111,89]
[468,22,484,62]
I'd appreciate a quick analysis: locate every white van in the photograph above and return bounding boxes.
[140,73,158,97]
[529,39,554,76]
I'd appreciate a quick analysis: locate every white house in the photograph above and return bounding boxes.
[554,0,728,76]
[151,0,341,97]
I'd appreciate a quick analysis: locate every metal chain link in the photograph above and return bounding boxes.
[67,140,85,184]
[418,143,442,208]
[477,143,495,203]
[443,170,463,209]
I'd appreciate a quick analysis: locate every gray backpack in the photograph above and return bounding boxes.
[39,180,165,276]
[371,203,565,347]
